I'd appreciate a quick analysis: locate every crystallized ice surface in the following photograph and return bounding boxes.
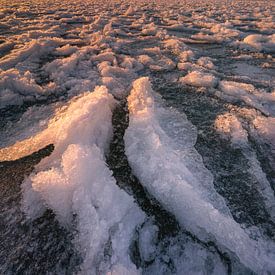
[19,87,144,273]
[215,113,275,220]
[179,70,218,88]
[1,0,275,273]
[124,77,275,273]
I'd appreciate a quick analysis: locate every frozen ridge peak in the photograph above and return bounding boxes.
[125,77,275,273]
[128,77,154,116]
[13,86,145,274]
[0,85,115,162]
[127,77,229,212]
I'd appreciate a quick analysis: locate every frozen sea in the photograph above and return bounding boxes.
[0,0,274,274]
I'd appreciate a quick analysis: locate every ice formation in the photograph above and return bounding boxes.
[20,87,145,273]
[179,70,218,88]
[215,113,275,220]
[242,34,275,53]
[125,77,275,273]
[217,81,275,116]
[1,0,275,273]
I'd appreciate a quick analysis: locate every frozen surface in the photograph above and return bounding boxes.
[125,77,275,273]
[20,88,145,273]
[0,0,275,274]
[180,70,218,88]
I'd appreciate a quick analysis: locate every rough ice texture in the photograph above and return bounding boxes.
[215,113,248,146]
[215,113,275,220]
[218,80,275,116]
[20,87,144,273]
[242,34,275,53]
[0,0,274,273]
[179,71,218,88]
[124,77,275,273]
[0,86,114,161]
[137,218,228,275]
[0,68,50,108]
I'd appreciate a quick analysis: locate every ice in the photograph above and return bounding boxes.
[197,56,216,70]
[242,34,275,53]
[54,44,78,56]
[125,6,135,16]
[143,234,228,275]
[0,86,115,161]
[253,116,275,148]
[18,86,145,273]
[215,113,275,220]
[0,67,57,108]
[179,71,218,88]
[0,88,23,108]
[0,39,60,71]
[1,0,275,273]
[210,23,241,39]
[137,52,176,72]
[178,50,195,62]
[141,23,158,36]
[218,81,275,116]
[0,41,15,57]
[124,77,275,273]
[162,38,188,56]
[44,47,99,96]
[215,113,248,146]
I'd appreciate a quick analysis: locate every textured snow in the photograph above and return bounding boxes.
[1,0,275,273]
[20,87,145,273]
[180,71,218,88]
[218,81,275,116]
[125,77,275,273]
[242,34,275,53]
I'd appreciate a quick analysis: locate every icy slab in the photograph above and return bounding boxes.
[0,86,111,161]
[124,77,275,273]
[218,81,275,116]
[18,87,144,273]
[242,34,275,53]
[215,113,275,220]
[179,70,218,88]
[253,116,275,149]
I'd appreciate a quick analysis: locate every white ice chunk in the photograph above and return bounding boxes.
[18,86,144,273]
[0,86,114,161]
[243,34,275,53]
[124,77,275,273]
[218,81,275,116]
[180,71,218,88]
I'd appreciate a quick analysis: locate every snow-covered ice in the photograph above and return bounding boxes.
[1,0,275,273]
[125,77,275,273]
[19,87,145,273]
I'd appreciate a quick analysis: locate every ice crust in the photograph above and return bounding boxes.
[124,77,275,273]
[218,81,275,116]
[18,87,145,273]
[1,0,275,273]
[180,70,218,88]
[242,34,275,53]
[215,113,275,220]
